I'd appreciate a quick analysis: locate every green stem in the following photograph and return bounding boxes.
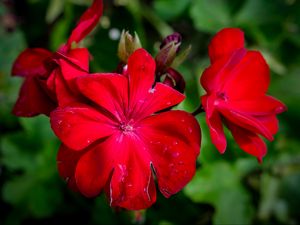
[192,105,204,116]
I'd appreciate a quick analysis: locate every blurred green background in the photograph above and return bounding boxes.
[0,0,300,224]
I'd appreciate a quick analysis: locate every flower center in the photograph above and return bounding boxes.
[217,92,228,101]
[119,122,134,133]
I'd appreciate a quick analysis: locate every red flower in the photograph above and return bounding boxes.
[11,0,103,117]
[200,28,286,162]
[51,49,201,210]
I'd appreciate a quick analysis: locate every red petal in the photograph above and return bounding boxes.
[57,144,86,192]
[109,134,156,210]
[131,83,185,121]
[139,110,201,197]
[76,74,129,122]
[255,114,279,135]
[46,70,56,95]
[226,121,267,162]
[13,76,56,117]
[209,28,245,63]
[217,102,274,141]
[206,110,227,153]
[200,57,229,93]
[57,48,90,72]
[12,48,52,77]
[65,0,103,49]
[55,70,85,107]
[50,104,116,151]
[75,136,116,197]
[127,49,156,109]
[201,48,246,93]
[228,96,287,116]
[222,51,270,100]
[55,50,89,106]
[201,94,216,118]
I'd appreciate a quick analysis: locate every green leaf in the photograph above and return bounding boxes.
[214,188,253,225]
[184,161,254,224]
[189,0,231,33]
[269,67,300,129]
[234,0,282,26]
[258,174,281,221]
[46,0,66,24]
[279,172,300,220]
[28,184,62,218]
[68,0,92,6]
[0,135,33,171]
[154,0,191,21]
[2,176,35,205]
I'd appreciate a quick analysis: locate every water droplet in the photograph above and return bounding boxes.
[163,146,168,153]
[148,88,156,94]
[127,183,133,187]
[87,139,91,144]
[173,152,180,157]
[188,127,193,133]
[166,101,172,105]
[169,163,174,169]
[173,141,178,145]
[183,170,189,178]
[181,119,185,122]
[178,161,184,165]
[58,120,62,125]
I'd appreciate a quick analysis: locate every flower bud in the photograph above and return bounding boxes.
[160,32,182,51]
[118,30,142,63]
[162,68,186,93]
[155,41,180,75]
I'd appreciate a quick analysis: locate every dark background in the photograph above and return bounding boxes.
[0,0,300,224]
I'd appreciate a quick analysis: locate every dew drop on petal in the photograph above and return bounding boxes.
[163,146,168,154]
[183,170,189,178]
[188,127,193,133]
[172,152,180,157]
[148,88,156,94]
[173,140,178,145]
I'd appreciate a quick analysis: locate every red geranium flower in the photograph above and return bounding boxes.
[50,49,201,210]
[11,0,103,117]
[200,28,286,162]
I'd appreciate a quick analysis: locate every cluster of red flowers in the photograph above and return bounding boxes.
[12,0,286,210]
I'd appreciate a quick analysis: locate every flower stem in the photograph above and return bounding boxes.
[192,105,205,116]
